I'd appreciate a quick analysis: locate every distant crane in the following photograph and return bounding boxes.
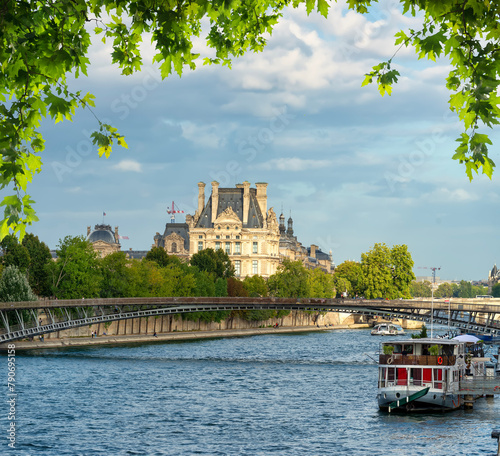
[418,266,441,283]
[167,201,184,223]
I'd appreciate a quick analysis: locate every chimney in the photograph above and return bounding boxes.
[255,182,268,216]
[242,181,250,225]
[310,244,317,259]
[197,182,205,217]
[115,226,119,243]
[211,181,219,223]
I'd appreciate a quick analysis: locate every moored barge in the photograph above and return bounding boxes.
[377,338,489,412]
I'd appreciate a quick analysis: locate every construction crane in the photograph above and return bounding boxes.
[417,266,441,283]
[167,201,184,223]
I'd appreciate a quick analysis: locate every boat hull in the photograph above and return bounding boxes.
[377,388,461,412]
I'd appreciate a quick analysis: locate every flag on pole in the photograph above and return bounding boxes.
[103,212,106,216]
[118,235,129,240]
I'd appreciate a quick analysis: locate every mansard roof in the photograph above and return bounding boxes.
[160,222,190,250]
[195,187,264,229]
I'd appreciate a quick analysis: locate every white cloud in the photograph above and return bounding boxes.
[112,159,143,172]
[257,157,332,171]
[423,187,479,203]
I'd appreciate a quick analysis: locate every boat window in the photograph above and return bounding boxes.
[411,368,422,386]
[387,367,395,383]
[442,345,454,356]
[393,344,402,354]
[433,368,443,389]
[403,344,413,355]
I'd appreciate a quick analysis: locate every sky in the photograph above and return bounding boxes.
[13,0,500,281]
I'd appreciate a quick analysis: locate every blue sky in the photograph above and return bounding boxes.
[16,0,500,281]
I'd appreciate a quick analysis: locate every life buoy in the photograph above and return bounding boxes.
[387,357,393,364]
[494,386,500,391]
[437,356,443,365]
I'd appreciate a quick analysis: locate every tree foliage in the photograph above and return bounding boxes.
[2,0,500,239]
[410,280,432,298]
[360,0,500,181]
[21,232,52,296]
[492,283,500,298]
[361,243,415,299]
[0,265,37,302]
[268,259,310,298]
[190,248,234,279]
[49,235,101,298]
[334,261,364,296]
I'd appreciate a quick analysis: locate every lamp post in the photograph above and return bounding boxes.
[430,285,434,340]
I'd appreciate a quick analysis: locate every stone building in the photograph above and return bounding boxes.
[87,224,121,257]
[153,181,334,277]
[488,264,500,292]
[278,213,334,274]
[154,181,281,278]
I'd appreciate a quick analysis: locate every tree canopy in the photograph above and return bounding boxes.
[2,0,500,239]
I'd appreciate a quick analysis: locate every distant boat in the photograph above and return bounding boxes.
[371,323,405,336]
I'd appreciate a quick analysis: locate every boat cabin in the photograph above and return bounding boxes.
[378,339,467,391]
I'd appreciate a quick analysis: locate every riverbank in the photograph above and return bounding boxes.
[3,323,371,350]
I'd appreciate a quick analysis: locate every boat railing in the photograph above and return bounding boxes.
[379,354,456,366]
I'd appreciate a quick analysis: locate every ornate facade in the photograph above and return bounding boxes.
[154,181,280,278]
[87,224,121,257]
[153,181,334,278]
[488,264,500,292]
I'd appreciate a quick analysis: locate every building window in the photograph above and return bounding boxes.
[235,260,241,277]
[198,241,203,251]
[252,260,258,275]
[253,242,258,254]
[198,235,203,239]
[226,235,230,239]
[215,242,221,250]
[226,226,230,230]
[225,242,230,254]
[216,235,220,239]
[235,242,241,254]
[236,235,240,239]
[171,242,177,253]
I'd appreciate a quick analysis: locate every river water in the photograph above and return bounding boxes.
[3,328,499,455]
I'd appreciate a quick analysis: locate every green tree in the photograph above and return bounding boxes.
[333,275,351,298]
[243,275,268,297]
[390,244,415,298]
[22,233,52,296]
[456,280,473,298]
[268,259,310,298]
[435,282,453,298]
[0,265,37,302]
[334,261,364,297]
[410,281,432,298]
[361,243,394,299]
[0,234,30,272]
[492,283,500,298]
[144,247,181,268]
[308,268,334,298]
[99,251,132,298]
[3,0,500,239]
[361,243,415,299]
[49,235,101,298]
[190,248,234,279]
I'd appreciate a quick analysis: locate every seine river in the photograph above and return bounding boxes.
[3,329,499,455]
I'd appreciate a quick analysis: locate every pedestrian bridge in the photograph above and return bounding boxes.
[1,297,500,344]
